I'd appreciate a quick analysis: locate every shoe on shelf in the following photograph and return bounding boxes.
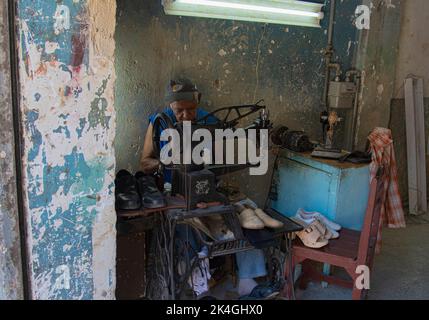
[253,208,284,229]
[135,171,166,209]
[296,208,342,231]
[296,222,329,249]
[115,170,141,211]
[237,207,265,230]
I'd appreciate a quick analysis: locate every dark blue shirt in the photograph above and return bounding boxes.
[149,106,219,183]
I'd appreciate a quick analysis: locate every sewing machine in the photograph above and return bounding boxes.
[151,100,272,210]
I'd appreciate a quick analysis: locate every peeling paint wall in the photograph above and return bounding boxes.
[16,0,117,299]
[354,0,403,148]
[114,0,360,205]
[0,0,24,300]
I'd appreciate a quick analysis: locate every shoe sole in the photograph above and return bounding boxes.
[116,201,141,211]
[143,202,167,209]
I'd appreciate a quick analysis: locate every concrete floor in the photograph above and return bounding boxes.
[208,214,429,300]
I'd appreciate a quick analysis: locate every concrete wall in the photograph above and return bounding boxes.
[354,0,403,149]
[389,0,429,207]
[0,0,24,300]
[16,0,117,299]
[394,0,429,99]
[114,0,360,205]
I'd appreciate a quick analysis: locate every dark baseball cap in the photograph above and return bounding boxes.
[165,78,201,104]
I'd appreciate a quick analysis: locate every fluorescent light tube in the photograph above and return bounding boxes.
[177,0,323,19]
[163,0,325,28]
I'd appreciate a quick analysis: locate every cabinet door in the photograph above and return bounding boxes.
[335,167,370,231]
[271,158,338,218]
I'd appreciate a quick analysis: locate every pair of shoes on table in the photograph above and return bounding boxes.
[115,170,166,210]
[292,209,342,249]
[235,204,284,230]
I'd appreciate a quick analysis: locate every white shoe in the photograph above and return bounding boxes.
[297,209,342,231]
[312,219,339,240]
[239,209,265,230]
[254,208,284,229]
[292,215,339,240]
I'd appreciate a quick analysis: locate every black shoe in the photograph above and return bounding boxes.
[115,170,141,210]
[135,172,166,209]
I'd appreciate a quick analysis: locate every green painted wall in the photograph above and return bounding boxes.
[114,0,360,205]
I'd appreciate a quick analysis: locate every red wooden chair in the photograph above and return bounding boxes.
[283,166,386,300]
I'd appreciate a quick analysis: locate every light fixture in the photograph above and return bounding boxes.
[162,0,325,28]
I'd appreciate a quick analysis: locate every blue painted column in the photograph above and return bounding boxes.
[16,0,117,299]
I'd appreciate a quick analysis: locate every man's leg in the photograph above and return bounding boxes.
[235,249,267,296]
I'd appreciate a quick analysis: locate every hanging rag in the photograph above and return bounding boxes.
[368,128,406,253]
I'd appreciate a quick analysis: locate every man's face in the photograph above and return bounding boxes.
[170,100,198,122]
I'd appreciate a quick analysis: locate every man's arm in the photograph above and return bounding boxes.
[140,123,161,174]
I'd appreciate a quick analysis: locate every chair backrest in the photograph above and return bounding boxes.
[356,166,386,266]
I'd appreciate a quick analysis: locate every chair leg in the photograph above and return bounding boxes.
[352,287,363,300]
[298,260,312,290]
[345,265,364,301]
[282,255,295,299]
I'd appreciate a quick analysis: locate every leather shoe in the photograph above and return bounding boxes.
[115,170,141,210]
[135,172,166,209]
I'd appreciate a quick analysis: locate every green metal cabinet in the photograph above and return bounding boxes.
[271,149,370,231]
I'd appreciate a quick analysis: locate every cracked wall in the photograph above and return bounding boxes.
[16,0,117,299]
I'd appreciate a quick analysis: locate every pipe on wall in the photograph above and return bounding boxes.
[322,0,337,111]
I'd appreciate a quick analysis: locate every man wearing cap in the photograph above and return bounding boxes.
[141,78,218,180]
[140,78,269,298]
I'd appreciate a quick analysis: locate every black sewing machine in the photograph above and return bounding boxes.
[151,100,272,210]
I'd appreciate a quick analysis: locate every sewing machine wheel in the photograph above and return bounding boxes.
[145,226,171,300]
[173,237,197,299]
